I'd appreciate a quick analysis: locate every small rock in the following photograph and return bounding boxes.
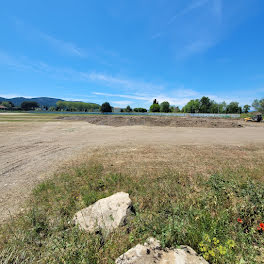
[74,192,132,234]
[115,237,208,264]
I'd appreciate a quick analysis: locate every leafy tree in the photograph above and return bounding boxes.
[160,101,171,113]
[56,101,67,111]
[100,102,112,113]
[125,105,132,112]
[200,96,212,113]
[1,101,13,108]
[243,105,251,113]
[183,99,200,113]
[48,106,56,111]
[134,108,147,112]
[21,101,39,110]
[209,101,219,113]
[226,102,242,113]
[208,101,228,114]
[56,101,100,112]
[252,99,264,113]
[150,104,160,112]
[182,98,230,114]
[217,101,227,113]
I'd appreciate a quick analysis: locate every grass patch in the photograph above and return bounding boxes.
[0,160,263,263]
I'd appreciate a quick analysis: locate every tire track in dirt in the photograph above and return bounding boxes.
[0,145,68,175]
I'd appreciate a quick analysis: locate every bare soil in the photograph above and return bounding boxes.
[1,118,264,222]
[58,115,251,128]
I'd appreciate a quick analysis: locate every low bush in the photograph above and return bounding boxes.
[134,108,147,113]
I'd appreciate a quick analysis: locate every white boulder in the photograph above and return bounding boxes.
[74,192,132,234]
[115,237,208,264]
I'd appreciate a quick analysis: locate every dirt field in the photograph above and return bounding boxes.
[1,113,264,222]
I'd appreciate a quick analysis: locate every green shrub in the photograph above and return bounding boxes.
[21,101,39,110]
[150,104,160,112]
[160,101,171,113]
[100,102,112,113]
[134,108,147,113]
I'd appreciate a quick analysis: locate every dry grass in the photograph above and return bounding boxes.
[72,143,264,179]
[0,144,264,263]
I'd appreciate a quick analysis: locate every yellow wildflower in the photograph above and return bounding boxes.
[204,234,211,242]
[218,245,227,255]
[213,237,220,245]
[203,252,209,260]
[226,239,235,248]
[209,249,215,257]
[199,242,204,248]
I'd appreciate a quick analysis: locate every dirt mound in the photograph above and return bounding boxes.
[58,115,243,128]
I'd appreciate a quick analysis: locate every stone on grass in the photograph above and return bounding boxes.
[74,192,132,234]
[115,237,208,264]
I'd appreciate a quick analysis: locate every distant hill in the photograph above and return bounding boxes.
[0,97,64,107]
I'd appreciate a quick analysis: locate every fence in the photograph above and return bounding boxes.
[31,111,240,118]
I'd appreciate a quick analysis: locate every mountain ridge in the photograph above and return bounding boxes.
[0,97,98,107]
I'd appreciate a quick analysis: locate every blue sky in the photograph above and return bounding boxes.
[0,0,264,108]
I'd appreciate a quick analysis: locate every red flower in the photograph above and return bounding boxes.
[260,223,264,230]
[237,218,243,223]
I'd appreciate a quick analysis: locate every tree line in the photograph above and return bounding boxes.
[0,100,100,111]
[0,101,39,110]
[181,97,249,114]
[53,101,100,112]
[1,97,263,114]
[100,97,263,114]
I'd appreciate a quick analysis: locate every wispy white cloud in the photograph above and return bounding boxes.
[0,51,36,71]
[93,92,149,100]
[182,40,215,56]
[151,32,163,39]
[153,96,191,106]
[168,0,210,25]
[111,101,134,107]
[86,73,132,86]
[0,51,84,81]
[93,91,198,107]
[152,0,212,40]
[0,50,248,107]
[152,0,223,57]
[92,89,247,107]
[83,73,164,92]
[0,51,165,95]
[172,88,199,97]
[13,17,129,64]
[61,97,92,102]
[0,93,34,99]
[13,17,86,57]
[39,33,85,57]
[205,95,233,104]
